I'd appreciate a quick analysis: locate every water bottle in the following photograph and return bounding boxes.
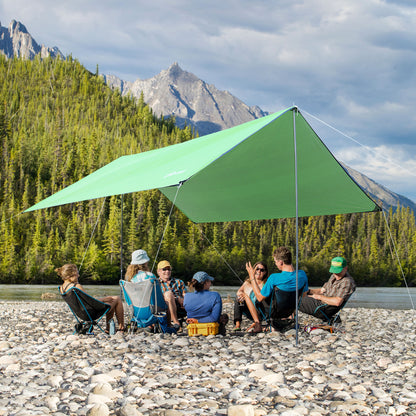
[109,319,116,335]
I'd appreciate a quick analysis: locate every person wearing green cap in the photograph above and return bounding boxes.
[298,256,356,322]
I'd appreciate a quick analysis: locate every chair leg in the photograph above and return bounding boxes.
[329,312,342,325]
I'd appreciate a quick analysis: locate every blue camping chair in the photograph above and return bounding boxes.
[120,279,175,334]
[61,287,110,335]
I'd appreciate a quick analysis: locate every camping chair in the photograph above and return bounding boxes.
[61,287,110,335]
[313,294,352,325]
[120,279,175,334]
[266,285,305,332]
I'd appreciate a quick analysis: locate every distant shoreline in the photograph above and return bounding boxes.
[0,284,415,310]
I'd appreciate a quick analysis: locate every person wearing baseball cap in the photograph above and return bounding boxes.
[299,256,356,323]
[183,271,229,335]
[157,260,187,332]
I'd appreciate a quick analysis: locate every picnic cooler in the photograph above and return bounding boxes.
[187,322,219,336]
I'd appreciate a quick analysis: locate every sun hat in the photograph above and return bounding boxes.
[329,256,347,273]
[131,249,150,265]
[157,260,171,270]
[193,271,214,283]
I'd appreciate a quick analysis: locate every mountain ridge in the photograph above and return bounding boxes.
[0,20,63,59]
[342,165,416,213]
[104,62,268,136]
[1,19,414,212]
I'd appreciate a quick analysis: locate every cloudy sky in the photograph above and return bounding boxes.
[1,0,416,202]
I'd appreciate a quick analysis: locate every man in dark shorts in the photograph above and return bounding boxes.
[299,256,356,322]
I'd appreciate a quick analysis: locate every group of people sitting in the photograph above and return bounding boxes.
[57,245,356,335]
[124,249,228,334]
[233,247,355,332]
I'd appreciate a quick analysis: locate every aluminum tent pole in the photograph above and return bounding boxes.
[292,107,300,346]
[120,194,124,281]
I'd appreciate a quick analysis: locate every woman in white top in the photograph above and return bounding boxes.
[233,261,269,333]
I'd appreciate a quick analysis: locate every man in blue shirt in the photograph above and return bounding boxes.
[247,246,308,330]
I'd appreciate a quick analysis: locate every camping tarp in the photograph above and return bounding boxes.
[25,106,380,221]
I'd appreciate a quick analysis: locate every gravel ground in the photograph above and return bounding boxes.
[0,300,415,416]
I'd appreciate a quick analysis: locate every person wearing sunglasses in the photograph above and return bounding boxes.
[157,260,187,332]
[247,246,309,331]
[233,261,269,333]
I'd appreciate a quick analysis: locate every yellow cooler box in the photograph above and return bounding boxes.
[187,322,219,336]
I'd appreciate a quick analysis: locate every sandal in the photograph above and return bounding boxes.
[247,322,262,333]
[233,327,242,331]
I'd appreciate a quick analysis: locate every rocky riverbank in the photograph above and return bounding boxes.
[0,301,415,415]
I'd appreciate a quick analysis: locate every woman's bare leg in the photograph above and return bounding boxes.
[100,296,124,330]
[244,294,262,333]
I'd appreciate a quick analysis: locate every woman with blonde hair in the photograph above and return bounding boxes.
[57,263,125,333]
[125,249,156,282]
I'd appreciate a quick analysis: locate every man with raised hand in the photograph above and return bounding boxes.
[248,246,309,331]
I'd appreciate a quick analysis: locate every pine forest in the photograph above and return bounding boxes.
[0,56,415,287]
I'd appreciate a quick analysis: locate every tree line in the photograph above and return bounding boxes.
[0,56,415,287]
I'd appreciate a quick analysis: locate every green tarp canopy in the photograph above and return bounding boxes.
[25,106,380,220]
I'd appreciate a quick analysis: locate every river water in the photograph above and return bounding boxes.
[0,284,415,309]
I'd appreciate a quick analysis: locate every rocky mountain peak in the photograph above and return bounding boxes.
[158,62,199,85]
[9,19,29,35]
[0,19,63,60]
[166,61,182,77]
[106,62,268,135]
